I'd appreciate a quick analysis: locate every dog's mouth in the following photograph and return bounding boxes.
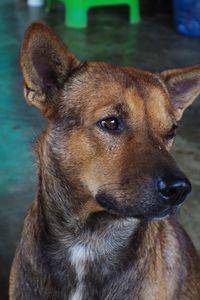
[142,205,180,221]
[95,192,182,221]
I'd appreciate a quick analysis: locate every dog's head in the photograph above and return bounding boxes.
[21,23,200,221]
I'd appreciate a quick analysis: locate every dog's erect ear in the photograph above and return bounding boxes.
[160,65,200,121]
[21,22,80,117]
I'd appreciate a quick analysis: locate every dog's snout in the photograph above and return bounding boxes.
[157,177,192,205]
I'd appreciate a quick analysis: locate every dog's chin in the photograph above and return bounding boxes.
[141,205,180,221]
[95,193,181,221]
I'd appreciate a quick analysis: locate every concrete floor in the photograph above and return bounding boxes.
[0,1,200,299]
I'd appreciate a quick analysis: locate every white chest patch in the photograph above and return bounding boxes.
[70,243,95,277]
[70,284,84,300]
[68,218,139,300]
[69,243,95,300]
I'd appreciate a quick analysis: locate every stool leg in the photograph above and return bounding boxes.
[129,0,140,23]
[65,1,88,28]
[46,0,54,12]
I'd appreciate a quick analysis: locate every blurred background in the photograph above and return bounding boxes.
[0,0,200,299]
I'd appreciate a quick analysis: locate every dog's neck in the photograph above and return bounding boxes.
[38,165,140,243]
[34,146,148,299]
[26,154,167,300]
[37,154,141,262]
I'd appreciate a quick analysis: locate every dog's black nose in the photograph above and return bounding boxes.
[157,177,191,205]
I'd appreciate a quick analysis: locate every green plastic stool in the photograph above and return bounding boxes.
[46,0,140,28]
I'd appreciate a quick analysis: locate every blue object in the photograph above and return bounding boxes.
[173,0,200,36]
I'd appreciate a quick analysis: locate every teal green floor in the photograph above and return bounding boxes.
[0,1,200,299]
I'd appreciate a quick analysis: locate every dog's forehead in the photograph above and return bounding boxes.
[63,63,173,125]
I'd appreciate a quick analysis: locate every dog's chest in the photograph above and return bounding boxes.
[66,219,138,300]
[69,243,98,300]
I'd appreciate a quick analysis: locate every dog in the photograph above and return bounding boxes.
[9,22,200,300]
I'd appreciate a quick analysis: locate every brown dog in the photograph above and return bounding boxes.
[9,22,200,300]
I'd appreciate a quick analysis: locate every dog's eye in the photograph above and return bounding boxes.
[166,124,178,140]
[97,117,123,134]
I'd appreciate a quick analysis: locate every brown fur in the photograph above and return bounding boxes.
[9,23,200,300]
